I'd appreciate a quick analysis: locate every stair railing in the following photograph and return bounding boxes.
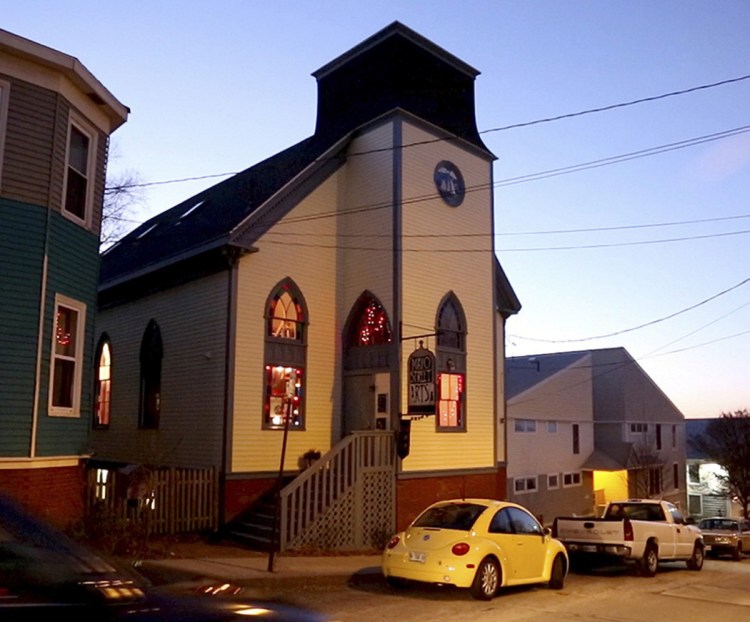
[278,430,395,551]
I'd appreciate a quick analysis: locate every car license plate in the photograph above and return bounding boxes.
[409,551,427,563]
[582,545,597,553]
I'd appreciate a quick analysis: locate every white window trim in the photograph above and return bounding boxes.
[48,294,86,417]
[547,473,560,490]
[62,113,97,228]
[514,418,537,433]
[0,80,9,185]
[513,475,538,494]
[562,471,582,488]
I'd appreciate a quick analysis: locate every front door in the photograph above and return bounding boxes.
[343,372,390,435]
[343,374,373,435]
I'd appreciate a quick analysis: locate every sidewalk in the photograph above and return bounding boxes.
[135,552,384,590]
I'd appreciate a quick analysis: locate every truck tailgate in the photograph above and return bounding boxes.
[554,517,624,544]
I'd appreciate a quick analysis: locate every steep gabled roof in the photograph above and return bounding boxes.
[100,136,333,288]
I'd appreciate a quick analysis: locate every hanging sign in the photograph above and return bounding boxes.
[407,345,436,415]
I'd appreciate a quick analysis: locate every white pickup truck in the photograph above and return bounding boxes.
[552,499,704,576]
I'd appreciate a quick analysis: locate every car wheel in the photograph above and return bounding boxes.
[639,543,658,577]
[687,542,704,570]
[732,543,742,562]
[386,576,411,590]
[548,554,566,589]
[470,557,500,600]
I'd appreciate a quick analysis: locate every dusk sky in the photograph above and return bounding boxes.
[5,1,749,419]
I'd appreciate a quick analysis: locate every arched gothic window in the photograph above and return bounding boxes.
[139,319,162,429]
[346,293,392,349]
[264,279,307,429]
[436,293,467,431]
[94,334,112,428]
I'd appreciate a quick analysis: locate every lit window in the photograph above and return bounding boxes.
[436,293,467,432]
[354,299,391,346]
[264,365,303,429]
[437,372,464,429]
[94,336,112,427]
[269,290,303,341]
[94,469,109,501]
[264,280,307,430]
[49,295,85,416]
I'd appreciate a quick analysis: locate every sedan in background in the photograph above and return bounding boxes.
[699,517,750,561]
[382,498,568,600]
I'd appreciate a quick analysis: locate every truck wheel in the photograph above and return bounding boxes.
[687,542,704,570]
[470,557,500,600]
[639,544,658,577]
[732,543,743,561]
[548,554,566,589]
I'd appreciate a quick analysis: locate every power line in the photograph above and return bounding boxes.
[497,228,750,252]
[483,74,750,134]
[266,123,750,232]
[261,212,750,239]
[104,74,750,193]
[257,228,750,253]
[508,277,750,344]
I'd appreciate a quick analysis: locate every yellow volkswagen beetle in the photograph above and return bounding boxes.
[382,498,568,600]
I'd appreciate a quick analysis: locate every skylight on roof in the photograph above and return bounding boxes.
[180,200,205,219]
[136,223,159,239]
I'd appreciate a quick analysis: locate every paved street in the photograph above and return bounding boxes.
[244,558,750,622]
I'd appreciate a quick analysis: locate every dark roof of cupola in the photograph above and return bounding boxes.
[312,21,488,151]
[99,22,490,299]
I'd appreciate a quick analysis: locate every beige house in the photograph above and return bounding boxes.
[506,348,687,524]
[92,22,520,549]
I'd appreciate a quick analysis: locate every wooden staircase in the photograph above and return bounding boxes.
[225,431,395,552]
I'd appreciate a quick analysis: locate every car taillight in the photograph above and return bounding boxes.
[623,518,634,542]
[452,542,470,556]
[387,535,400,549]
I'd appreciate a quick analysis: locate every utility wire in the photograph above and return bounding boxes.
[509,277,750,344]
[104,74,750,193]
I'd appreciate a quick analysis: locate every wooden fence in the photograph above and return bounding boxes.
[86,465,218,535]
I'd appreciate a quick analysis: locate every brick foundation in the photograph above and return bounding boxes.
[0,464,86,529]
[224,476,276,522]
[396,467,507,531]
